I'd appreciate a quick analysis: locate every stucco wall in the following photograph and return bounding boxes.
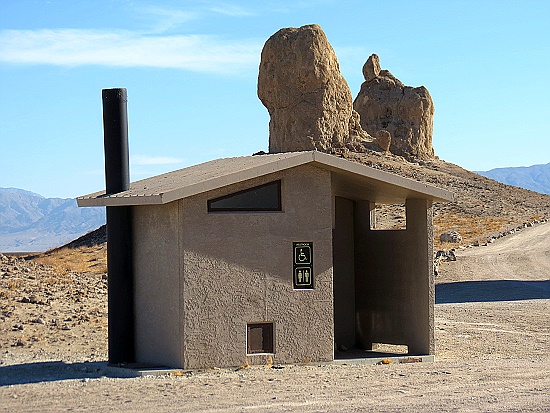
[180,165,334,369]
[130,166,434,368]
[133,202,182,367]
[405,198,434,355]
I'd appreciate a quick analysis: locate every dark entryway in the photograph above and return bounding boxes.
[333,197,357,353]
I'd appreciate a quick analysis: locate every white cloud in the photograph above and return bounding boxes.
[139,6,199,33]
[138,3,255,32]
[0,29,261,74]
[207,3,255,17]
[131,155,183,165]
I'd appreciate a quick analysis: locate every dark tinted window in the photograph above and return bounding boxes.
[207,180,281,212]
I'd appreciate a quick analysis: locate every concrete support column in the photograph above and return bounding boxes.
[405,198,434,355]
[355,200,376,231]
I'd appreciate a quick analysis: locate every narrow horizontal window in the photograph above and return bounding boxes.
[247,323,274,354]
[208,180,281,212]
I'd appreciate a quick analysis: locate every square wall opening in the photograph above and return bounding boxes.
[373,203,406,230]
[247,323,274,354]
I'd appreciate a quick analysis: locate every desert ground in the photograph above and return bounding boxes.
[0,219,548,412]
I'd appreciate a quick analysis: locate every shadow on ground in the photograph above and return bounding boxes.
[436,280,550,304]
[0,361,136,386]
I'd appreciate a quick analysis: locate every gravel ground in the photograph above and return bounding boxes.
[0,223,548,412]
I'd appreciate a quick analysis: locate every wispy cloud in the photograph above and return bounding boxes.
[139,6,199,33]
[0,29,261,74]
[131,155,183,165]
[138,2,255,32]
[206,2,256,17]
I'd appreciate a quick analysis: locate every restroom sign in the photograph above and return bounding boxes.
[293,242,313,289]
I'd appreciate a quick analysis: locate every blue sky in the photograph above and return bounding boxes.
[1,0,549,198]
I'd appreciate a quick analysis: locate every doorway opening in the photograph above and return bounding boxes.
[333,197,409,359]
[333,197,356,354]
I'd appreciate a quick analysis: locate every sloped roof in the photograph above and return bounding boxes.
[77,151,453,207]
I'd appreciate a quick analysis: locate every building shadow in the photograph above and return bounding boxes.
[436,280,550,304]
[0,361,136,386]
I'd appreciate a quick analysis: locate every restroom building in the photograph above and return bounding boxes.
[78,150,453,369]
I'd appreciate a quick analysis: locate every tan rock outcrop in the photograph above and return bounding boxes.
[353,54,435,160]
[258,24,370,153]
[362,54,380,82]
[374,130,392,153]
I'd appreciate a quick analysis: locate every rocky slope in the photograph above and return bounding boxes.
[0,244,108,363]
[256,23,550,242]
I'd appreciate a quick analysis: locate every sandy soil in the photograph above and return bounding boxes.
[0,223,548,412]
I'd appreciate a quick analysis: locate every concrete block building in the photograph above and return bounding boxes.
[78,150,452,369]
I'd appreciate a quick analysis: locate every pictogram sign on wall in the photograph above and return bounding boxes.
[293,241,313,289]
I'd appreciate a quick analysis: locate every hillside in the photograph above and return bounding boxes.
[477,162,550,195]
[0,188,105,253]
[338,151,550,245]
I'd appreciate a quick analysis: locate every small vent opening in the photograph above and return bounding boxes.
[247,323,274,354]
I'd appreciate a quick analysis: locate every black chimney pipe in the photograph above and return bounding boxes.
[103,88,130,194]
[102,88,135,365]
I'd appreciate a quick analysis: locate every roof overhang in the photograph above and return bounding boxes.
[77,151,453,207]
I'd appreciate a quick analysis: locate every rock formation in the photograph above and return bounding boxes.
[258,24,370,153]
[353,54,435,160]
[440,231,463,243]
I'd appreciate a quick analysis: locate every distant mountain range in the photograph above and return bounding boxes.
[477,162,550,195]
[0,188,105,253]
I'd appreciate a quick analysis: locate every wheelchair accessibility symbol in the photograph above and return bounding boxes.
[294,243,311,265]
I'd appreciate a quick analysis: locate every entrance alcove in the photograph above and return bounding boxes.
[332,196,434,359]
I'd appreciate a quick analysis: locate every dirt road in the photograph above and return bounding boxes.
[1,223,548,412]
[439,219,550,284]
[434,221,549,367]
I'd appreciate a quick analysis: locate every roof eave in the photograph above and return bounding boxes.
[76,151,454,207]
[311,152,454,203]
